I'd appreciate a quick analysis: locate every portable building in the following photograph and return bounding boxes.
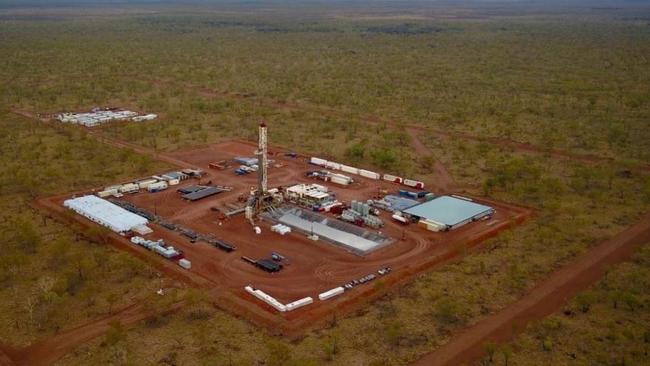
[330,175,351,186]
[119,183,139,194]
[324,161,340,170]
[340,164,359,175]
[383,174,403,184]
[63,195,149,234]
[132,114,158,122]
[179,259,191,269]
[136,179,158,189]
[359,169,380,180]
[285,297,314,311]
[148,181,168,192]
[319,287,345,301]
[403,179,425,189]
[245,286,286,312]
[309,157,328,166]
[97,189,117,198]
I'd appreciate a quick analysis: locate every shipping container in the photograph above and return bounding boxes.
[382,174,403,184]
[309,157,328,166]
[285,297,314,311]
[318,287,345,301]
[325,161,341,170]
[359,169,380,180]
[340,164,359,175]
[179,259,191,269]
[392,214,409,224]
[167,179,180,186]
[330,176,350,186]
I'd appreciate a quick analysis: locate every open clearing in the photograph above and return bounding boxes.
[39,140,531,337]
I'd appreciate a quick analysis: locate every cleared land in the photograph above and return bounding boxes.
[40,140,531,336]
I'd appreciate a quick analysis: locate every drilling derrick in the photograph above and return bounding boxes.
[256,121,268,196]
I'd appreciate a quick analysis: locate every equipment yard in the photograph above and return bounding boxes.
[40,137,531,335]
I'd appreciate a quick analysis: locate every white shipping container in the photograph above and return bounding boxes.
[340,164,359,175]
[285,297,314,311]
[392,214,409,224]
[325,161,341,170]
[383,174,403,184]
[310,157,328,166]
[245,286,286,312]
[359,169,380,180]
[179,259,191,269]
[318,287,344,301]
[330,176,350,186]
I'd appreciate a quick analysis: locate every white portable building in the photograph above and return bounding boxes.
[318,287,344,301]
[310,157,328,166]
[340,164,360,175]
[285,297,313,311]
[179,259,191,269]
[359,169,380,180]
[63,195,149,234]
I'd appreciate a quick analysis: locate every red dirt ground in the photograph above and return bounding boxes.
[40,140,532,337]
[412,211,650,366]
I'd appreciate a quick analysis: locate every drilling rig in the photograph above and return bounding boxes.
[245,121,270,224]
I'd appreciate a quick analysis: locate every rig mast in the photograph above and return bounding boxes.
[256,121,268,196]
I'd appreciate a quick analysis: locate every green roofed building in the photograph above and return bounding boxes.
[403,195,494,231]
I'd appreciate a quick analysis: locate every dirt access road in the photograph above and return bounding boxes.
[412,211,650,366]
[406,127,456,191]
[2,301,184,366]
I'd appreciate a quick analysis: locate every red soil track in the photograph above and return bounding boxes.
[413,211,650,366]
[2,302,184,366]
[406,127,456,192]
[149,81,650,172]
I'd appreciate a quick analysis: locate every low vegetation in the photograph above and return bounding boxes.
[488,245,650,366]
[1,1,649,365]
[0,112,174,346]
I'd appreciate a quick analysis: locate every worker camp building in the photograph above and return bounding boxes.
[64,195,150,234]
[403,195,494,232]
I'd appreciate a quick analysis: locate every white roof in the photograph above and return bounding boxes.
[63,195,148,233]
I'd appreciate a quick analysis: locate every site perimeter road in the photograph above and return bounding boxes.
[412,211,650,366]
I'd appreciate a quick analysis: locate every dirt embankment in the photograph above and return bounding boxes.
[412,211,650,366]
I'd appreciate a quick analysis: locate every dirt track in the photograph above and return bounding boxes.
[153,81,650,173]
[412,211,650,366]
[406,127,456,192]
[3,301,184,366]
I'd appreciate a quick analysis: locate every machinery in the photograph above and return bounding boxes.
[245,120,279,225]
